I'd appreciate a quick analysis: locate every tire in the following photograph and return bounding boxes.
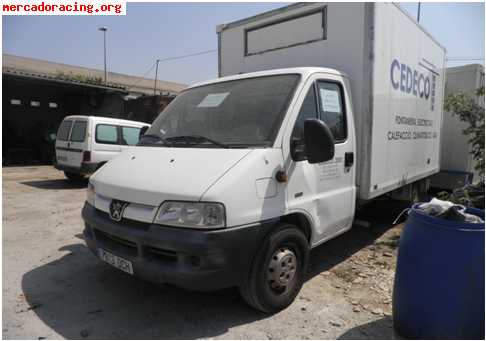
[64,171,85,182]
[239,224,309,313]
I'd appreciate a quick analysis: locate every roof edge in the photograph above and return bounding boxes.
[189,67,347,89]
[2,53,187,90]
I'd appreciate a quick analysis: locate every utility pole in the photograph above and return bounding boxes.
[154,59,160,95]
[417,3,421,23]
[98,26,108,85]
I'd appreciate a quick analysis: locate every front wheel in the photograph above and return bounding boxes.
[239,224,309,313]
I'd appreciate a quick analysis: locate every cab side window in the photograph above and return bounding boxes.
[291,86,318,142]
[290,86,318,161]
[96,124,118,144]
[121,126,141,145]
[316,81,346,141]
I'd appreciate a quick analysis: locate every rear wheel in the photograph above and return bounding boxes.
[64,171,85,182]
[239,224,309,313]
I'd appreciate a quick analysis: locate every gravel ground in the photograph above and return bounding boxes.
[3,166,405,339]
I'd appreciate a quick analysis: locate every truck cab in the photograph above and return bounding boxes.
[82,68,356,312]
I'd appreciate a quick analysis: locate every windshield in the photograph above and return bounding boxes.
[144,74,300,148]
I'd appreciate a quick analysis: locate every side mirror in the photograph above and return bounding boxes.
[139,126,149,139]
[304,119,335,164]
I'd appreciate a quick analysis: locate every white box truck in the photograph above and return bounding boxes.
[81,3,446,313]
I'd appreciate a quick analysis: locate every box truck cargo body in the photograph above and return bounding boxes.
[218,2,446,199]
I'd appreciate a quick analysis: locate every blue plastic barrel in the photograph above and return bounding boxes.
[393,204,485,339]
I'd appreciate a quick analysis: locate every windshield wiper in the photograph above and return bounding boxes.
[137,134,169,146]
[165,135,230,148]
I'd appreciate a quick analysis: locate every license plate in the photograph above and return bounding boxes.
[98,249,133,275]
[57,155,67,162]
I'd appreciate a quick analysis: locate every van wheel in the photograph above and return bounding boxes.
[239,224,309,313]
[64,171,85,182]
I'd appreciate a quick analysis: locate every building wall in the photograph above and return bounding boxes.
[125,95,174,123]
[3,76,127,164]
[3,75,175,165]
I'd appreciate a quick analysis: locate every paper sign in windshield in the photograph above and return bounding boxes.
[197,92,229,108]
[320,89,341,113]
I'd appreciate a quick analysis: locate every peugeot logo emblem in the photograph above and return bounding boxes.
[109,200,128,222]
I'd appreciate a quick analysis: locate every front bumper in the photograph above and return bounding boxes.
[81,203,275,291]
[55,161,98,175]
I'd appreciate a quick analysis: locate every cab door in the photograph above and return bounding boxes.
[90,122,121,164]
[285,74,356,246]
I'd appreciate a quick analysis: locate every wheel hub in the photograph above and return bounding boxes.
[267,247,297,289]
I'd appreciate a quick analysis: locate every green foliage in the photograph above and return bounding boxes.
[55,72,103,85]
[444,87,485,178]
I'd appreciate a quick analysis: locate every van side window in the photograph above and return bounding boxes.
[70,121,87,142]
[57,120,72,141]
[291,86,318,142]
[121,126,141,145]
[316,81,346,141]
[96,124,118,144]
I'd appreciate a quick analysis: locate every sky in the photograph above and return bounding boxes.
[2,2,485,85]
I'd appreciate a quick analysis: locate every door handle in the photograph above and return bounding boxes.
[345,152,354,168]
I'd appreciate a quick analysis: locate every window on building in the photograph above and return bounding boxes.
[49,102,58,109]
[96,124,118,144]
[121,126,142,145]
[30,101,40,107]
[10,99,21,106]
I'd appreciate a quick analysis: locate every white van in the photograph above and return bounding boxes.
[55,116,149,181]
[81,3,445,313]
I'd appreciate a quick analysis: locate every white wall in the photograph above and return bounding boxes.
[441,64,484,180]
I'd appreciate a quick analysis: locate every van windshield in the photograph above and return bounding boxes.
[143,74,300,148]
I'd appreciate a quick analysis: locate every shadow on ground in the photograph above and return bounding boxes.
[21,179,88,190]
[21,200,407,339]
[22,243,268,339]
[337,317,401,339]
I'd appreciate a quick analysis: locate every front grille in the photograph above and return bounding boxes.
[94,208,150,231]
[94,229,138,256]
[88,207,194,266]
[144,246,178,263]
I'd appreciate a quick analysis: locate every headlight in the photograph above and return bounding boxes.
[155,201,225,229]
[87,182,95,206]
